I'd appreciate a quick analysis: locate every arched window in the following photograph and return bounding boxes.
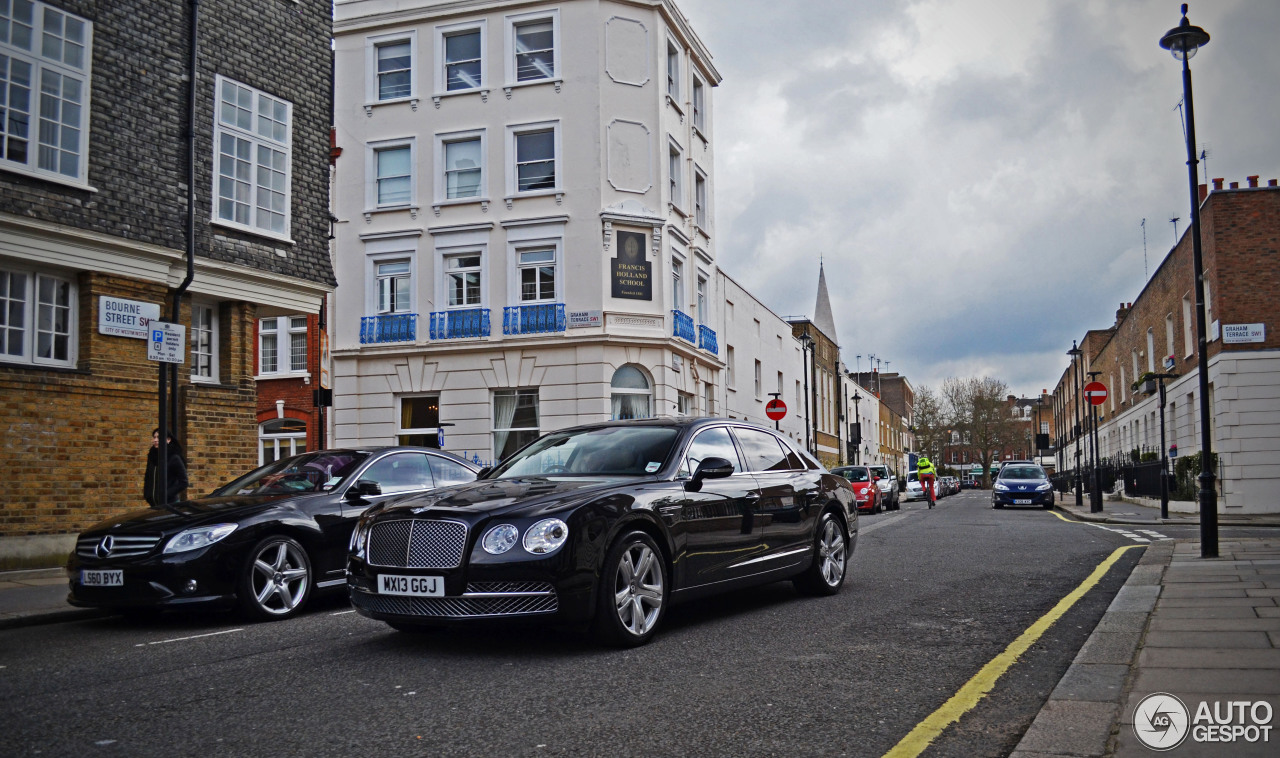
[610,365,652,420]
[260,418,307,464]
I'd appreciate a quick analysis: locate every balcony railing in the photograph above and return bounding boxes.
[360,313,417,344]
[430,308,490,340]
[672,309,695,343]
[697,324,718,355]
[503,303,566,335]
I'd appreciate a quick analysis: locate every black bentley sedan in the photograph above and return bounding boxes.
[348,419,858,646]
[67,447,479,620]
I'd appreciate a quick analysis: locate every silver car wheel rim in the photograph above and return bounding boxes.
[250,541,309,615]
[818,520,846,587]
[614,543,663,636]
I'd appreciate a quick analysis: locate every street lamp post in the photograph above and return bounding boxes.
[1087,371,1103,512]
[799,332,815,455]
[1160,4,1217,558]
[852,391,862,464]
[1152,372,1178,519]
[1067,341,1084,506]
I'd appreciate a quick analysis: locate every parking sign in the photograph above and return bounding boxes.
[147,322,186,364]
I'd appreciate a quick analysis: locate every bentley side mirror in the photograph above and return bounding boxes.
[693,457,734,481]
[346,480,382,500]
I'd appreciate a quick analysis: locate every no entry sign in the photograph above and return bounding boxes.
[765,398,787,421]
[1084,381,1108,406]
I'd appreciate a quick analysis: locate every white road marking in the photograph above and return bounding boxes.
[860,512,913,535]
[1086,523,1160,544]
[1138,529,1169,539]
[331,610,356,616]
[134,628,244,647]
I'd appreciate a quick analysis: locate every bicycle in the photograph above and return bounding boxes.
[922,474,936,509]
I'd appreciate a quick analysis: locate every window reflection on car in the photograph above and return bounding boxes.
[214,451,369,496]
[490,426,679,477]
[1000,466,1047,480]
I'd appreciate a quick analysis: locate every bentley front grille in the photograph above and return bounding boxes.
[368,519,468,569]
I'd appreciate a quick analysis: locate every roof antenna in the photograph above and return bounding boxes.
[1199,144,1211,183]
[1141,218,1148,279]
[1169,216,1180,245]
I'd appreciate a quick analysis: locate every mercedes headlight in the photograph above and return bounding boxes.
[523,518,569,555]
[481,524,520,555]
[164,524,237,554]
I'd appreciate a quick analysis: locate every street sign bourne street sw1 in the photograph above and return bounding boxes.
[1083,381,1108,406]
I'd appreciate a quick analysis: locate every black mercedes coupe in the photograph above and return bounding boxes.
[348,418,858,646]
[67,447,479,620]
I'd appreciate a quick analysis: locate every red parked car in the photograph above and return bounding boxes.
[832,466,882,514]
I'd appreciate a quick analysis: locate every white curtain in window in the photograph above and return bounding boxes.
[493,392,520,458]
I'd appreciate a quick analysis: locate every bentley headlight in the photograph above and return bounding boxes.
[993,483,1009,492]
[482,524,520,555]
[349,516,372,559]
[164,524,237,554]
[523,518,569,555]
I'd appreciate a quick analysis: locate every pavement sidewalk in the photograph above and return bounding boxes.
[1013,536,1280,757]
[0,567,106,629]
[1056,495,1280,527]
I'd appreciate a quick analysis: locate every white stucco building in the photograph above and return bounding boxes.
[331,0,809,463]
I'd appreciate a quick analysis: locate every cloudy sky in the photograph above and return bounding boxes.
[675,0,1280,399]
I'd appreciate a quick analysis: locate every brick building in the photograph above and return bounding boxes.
[1052,177,1280,514]
[0,0,334,566]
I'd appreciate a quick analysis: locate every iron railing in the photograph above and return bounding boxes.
[430,308,490,340]
[360,313,417,344]
[697,324,718,354]
[503,303,565,335]
[672,309,695,343]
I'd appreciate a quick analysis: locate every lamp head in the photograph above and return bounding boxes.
[1160,5,1209,61]
[1067,340,1082,358]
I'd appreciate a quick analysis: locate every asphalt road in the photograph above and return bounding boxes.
[1,493,1265,757]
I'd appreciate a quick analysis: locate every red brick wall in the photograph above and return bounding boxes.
[0,273,258,536]
[253,312,325,454]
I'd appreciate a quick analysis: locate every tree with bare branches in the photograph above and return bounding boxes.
[941,376,1021,487]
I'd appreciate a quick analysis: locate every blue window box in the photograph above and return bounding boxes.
[503,303,566,335]
[430,308,490,340]
[672,309,695,343]
[698,324,718,355]
[360,313,417,344]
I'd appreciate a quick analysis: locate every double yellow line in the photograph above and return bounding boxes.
[881,544,1142,758]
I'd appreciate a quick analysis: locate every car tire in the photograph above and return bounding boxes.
[1042,501,1054,510]
[993,502,1003,509]
[793,511,848,597]
[594,530,668,647]
[238,535,313,621]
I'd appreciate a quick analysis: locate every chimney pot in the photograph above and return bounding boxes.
[1270,179,1279,187]
[1212,178,1225,190]
[1247,175,1260,188]
[1230,181,1239,189]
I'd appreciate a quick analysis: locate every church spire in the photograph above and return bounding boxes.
[813,262,837,343]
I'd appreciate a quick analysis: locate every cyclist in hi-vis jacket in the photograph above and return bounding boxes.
[917,455,937,507]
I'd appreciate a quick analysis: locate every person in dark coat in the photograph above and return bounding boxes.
[144,429,189,506]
